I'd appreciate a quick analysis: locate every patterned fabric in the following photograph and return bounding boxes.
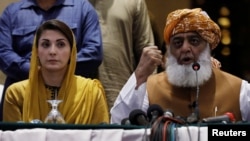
[163,8,221,50]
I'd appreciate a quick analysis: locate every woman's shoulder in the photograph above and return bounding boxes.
[74,76,105,96]
[75,76,102,86]
[5,80,29,99]
[8,80,29,89]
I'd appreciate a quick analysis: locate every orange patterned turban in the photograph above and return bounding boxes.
[164,8,221,50]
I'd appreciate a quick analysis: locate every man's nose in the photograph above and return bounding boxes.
[181,41,192,52]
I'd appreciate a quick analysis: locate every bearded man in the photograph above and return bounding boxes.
[110,8,250,124]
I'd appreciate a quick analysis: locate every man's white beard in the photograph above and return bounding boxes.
[166,46,212,87]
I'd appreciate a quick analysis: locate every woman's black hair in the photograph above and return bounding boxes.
[35,19,74,48]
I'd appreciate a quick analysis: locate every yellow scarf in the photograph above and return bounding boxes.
[23,31,109,124]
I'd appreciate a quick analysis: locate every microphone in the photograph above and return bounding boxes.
[163,109,174,118]
[187,112,199,123]
[147,104,164,125]
[187,62,201,123]
[202,112,236,123]
[121,117,131,125]
[129,109,149,126]
[192,62,200,71]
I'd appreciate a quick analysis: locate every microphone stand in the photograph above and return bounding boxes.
[187,62,200,123]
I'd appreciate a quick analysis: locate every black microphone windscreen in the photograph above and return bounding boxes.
[192,62,200,71]
[129,109,148,126]
[147,104,164,120]
[121,117,131,125]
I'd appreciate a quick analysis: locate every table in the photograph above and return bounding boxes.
[7,122,250,141]
[175,126,208,141]
[0,127,209,141]
[0,128,152,141]
[0,122,151,141]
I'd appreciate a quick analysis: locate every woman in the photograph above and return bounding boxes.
[3,19,109,124]
[0,0,103,121]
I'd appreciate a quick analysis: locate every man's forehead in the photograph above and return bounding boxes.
[170,32,200,39]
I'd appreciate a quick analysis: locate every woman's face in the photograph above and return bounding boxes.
[37,29,71,72]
